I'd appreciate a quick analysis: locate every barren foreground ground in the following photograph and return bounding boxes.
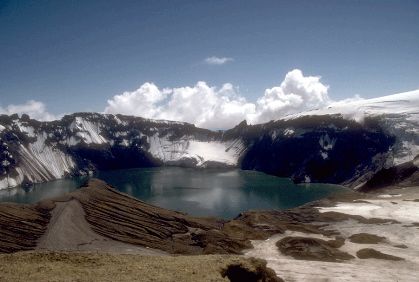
[246,185,419,281]
[0,252,258,282]
[1,177,418,281]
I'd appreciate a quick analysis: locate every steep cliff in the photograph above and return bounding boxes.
[0,91,417,189]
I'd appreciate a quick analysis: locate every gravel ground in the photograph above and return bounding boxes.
[0,252,278,282]
[36,199,167,255]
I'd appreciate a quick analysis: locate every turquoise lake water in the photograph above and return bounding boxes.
[0,167,346,219]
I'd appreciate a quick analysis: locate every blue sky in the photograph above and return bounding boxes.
[0,0,418,125]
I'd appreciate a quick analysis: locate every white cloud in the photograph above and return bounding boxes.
[105,81,255,129]
[105,69,332,129]
[0,69,351,128]
[204,56,234,65]
[0,100,57,121]
[255,69,330,121]
[105,82,169,118]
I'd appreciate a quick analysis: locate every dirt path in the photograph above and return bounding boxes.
[36,199,167,255]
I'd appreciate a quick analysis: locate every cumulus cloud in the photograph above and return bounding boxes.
[0,100,57,121]
[105,69,331,129]
[204,56,234,65]
[105,82,170,118]
[255,69,330,121]
[106,81,255,129]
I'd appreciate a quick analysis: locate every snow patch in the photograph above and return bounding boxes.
[14,121,36,137]
[187,140,241,165]
[318,199,419,224]
[112,115,128,126]
[288,89,419,123]
[377,194,402,198]
[246,229,419,282]
[120,139,130,147]
[60,136,80,146]
[319,134,336,151]
[283,128,294,136]
[286,90,419,164]
[0,178,9,189]
[271,130,279,140]
[70,117,107,144]
[114,131,128,137]
[394,141,419,165]
[0,132,77,189]
[147,134,244,166]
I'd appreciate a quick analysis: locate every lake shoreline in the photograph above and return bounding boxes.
[1,177,418,281]
[0,167,347,219]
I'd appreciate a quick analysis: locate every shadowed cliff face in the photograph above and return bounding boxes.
[358,159,419,192]
[238,116,395,186]
[0,113,398,189]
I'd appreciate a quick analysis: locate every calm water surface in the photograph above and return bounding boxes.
[0,167,347,219]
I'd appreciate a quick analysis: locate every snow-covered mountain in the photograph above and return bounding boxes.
[287,89,419,165]
[0,113,245,189]
[0,90,418,190]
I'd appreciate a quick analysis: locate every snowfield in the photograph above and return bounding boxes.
[70,117,107,145]
[286,89,419,165]
[287,89,419,123]
[147,134,244,166]
[246,187,419,282]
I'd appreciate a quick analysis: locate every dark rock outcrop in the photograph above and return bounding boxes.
[358,160,418,192]
[220,257,284,282]
[356,248,404,261]
[349,233,386,244]
[275,236,354,262]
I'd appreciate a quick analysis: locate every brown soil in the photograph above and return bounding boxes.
[275,236,354,262]
[349,233,386,244]
[36,199,166,255]
[67,179,250,254]
[356,248,404,261]
[0,202,51,253]
[0,251,282,282]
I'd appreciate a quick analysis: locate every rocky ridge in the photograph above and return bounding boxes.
[0,111,414,190]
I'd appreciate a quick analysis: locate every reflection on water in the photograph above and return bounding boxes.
[98,167,346,218]
[0,177,88,204]
[0,167,347,219]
